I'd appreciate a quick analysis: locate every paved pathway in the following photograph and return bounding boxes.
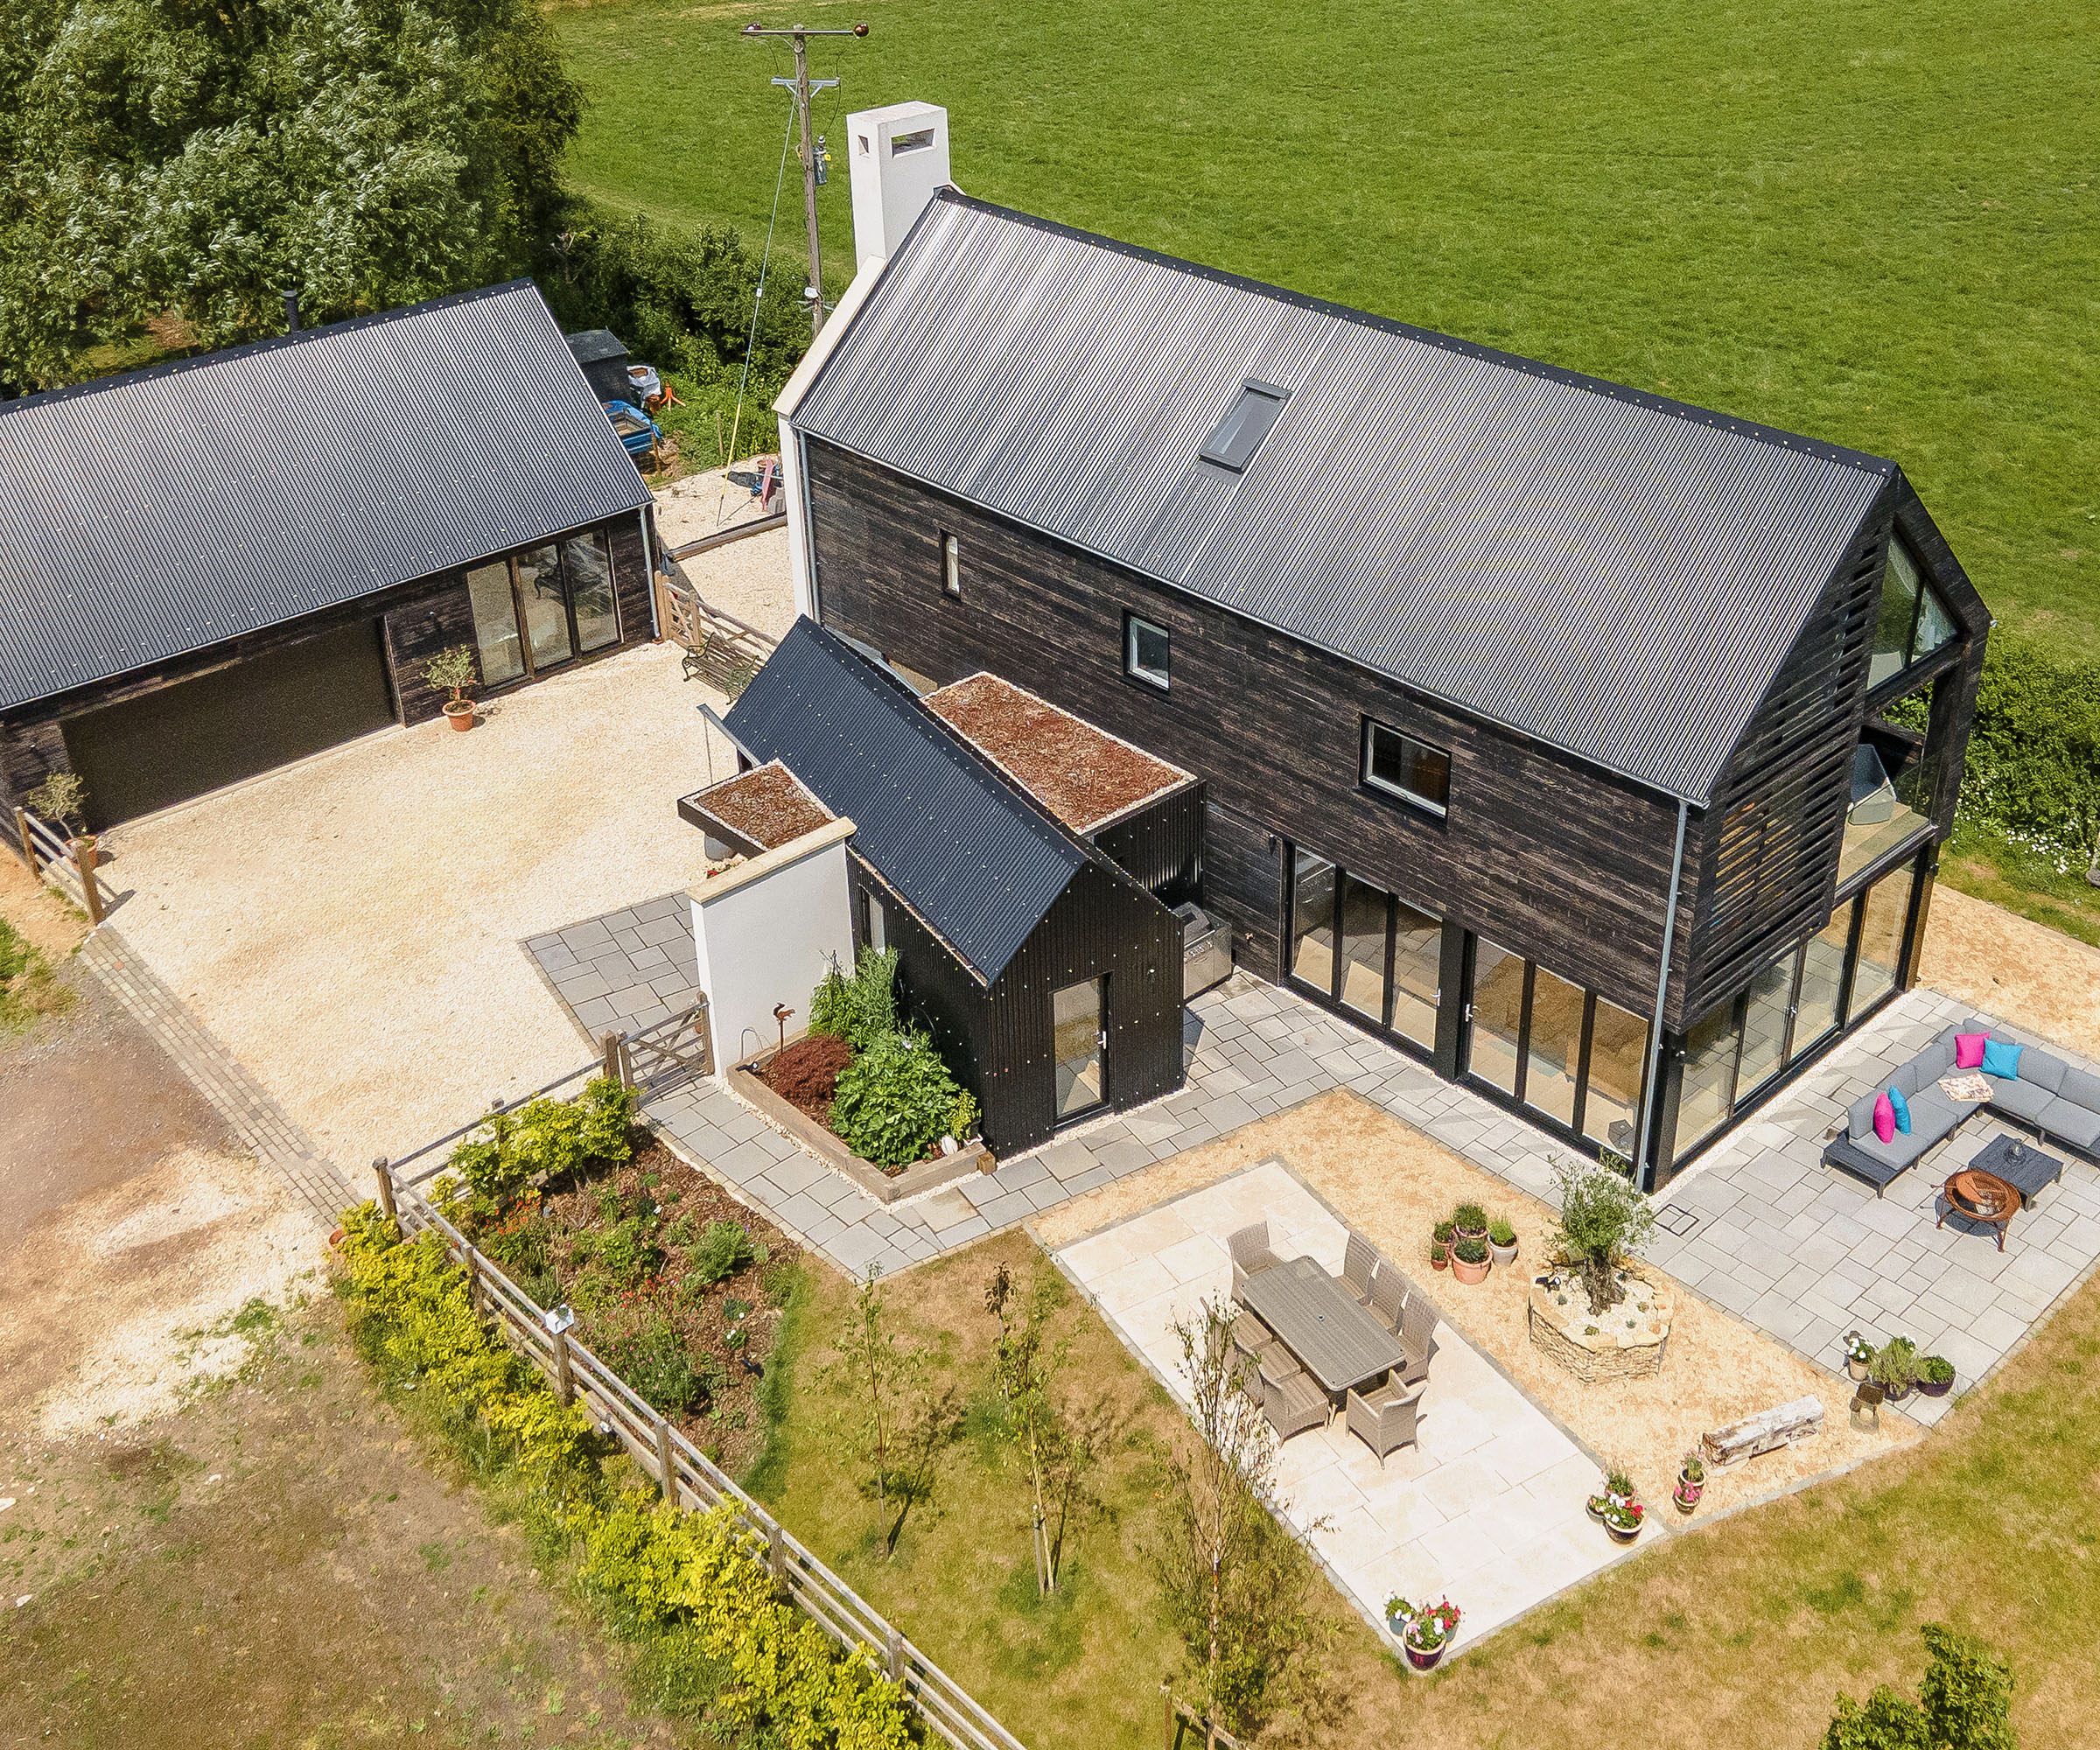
[1053,1158,1626,1650]
[531,895,2100,1415]
[80,927,353,1225]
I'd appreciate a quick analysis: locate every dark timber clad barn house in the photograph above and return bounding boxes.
[774,189,1992,1189]
[719,619,1186,1157]
[0,282,656,830]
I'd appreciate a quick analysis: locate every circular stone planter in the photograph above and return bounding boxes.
[1529,1270,1673,1382]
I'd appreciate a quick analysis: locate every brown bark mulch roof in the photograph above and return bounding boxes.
[688,760,833,850]
[926,673,1191,833]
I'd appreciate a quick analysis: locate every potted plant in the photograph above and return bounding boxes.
[1844,1331,1875,1381]
[1429,1241,1448,1271]
[1387,1595,1460,1671]
[1487,1216,1519,1267]
[1548,1155,1657,1322]
[24,772,94,866]
[1603,1498,1644,1544]
[1451,1202,1489,1243]
[1450,1236,1491,1284]
[1674,1451,1705,1515]
[424,644,482,731]
[1590,1467,1634,1520]
[1917,1354,1956,1397]
[1871,1335,1919,1404]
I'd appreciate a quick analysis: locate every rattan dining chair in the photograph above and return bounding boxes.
[1346,1371,1424,1467]
[1341,1233,1378,1306]
[1369,1261,1407,1334]
[1396,1290,1438,1387]
[1228,1222,1279,1302]
[1260,1358,1329,1441]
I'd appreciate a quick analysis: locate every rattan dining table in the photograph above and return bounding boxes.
[1238,1255,1408,1396]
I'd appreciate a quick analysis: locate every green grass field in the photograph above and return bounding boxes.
[555,0,2098,648]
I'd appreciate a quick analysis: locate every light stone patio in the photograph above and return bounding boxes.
[1051,1159,1631,1652]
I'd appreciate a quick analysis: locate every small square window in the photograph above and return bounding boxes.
[1362,719,1450,816]
[941,532,961,598]
[1125,613,1170,690]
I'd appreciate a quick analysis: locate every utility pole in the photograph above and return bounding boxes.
[743,20,868,339]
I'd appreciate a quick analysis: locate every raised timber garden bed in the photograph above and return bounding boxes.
[730,1040,991,1206]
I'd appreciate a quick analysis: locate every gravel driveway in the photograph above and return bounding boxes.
[100,634,760,1172]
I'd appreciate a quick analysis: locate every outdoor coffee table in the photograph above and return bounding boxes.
[1938,1168,2020,1251]
[1237,1255,1408,1398]
[1967,1132,2062,1208]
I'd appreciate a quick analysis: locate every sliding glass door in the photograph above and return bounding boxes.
[1461,941,1649,1156]
[460,528,620,688]
[1287,847,1441,1052]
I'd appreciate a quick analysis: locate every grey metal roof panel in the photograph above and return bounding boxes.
[565,329,629,365]
[0,282,653,713]
[793,194,1894,804]
[723,619,1088,984]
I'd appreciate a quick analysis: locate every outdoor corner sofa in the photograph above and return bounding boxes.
[1823,1020,2100,1196]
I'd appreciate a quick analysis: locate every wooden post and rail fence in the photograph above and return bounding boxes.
[366,1015,1027,1750]
[10,805,107,927]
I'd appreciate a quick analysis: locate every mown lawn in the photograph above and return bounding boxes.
[753,1227,2100,1748]
[552,0,2098,648]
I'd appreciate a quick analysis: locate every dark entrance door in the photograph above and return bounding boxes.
[1053,976,1108,1124]
[62,620,395,828]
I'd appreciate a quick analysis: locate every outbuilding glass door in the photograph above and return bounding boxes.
[460,530,621,689]
[1053,976,1107,1123]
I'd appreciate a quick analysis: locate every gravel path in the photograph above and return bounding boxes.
[100,641,756,1169]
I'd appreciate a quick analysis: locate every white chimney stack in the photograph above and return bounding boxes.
[847,102,950,270]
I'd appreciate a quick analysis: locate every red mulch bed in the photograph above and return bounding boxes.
[928,673,1186,832]
[760,1032,853,1122]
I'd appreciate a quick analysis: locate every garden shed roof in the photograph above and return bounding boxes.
[723,620,1093,984]
[790,192,1898,805]
[0,282,652,714]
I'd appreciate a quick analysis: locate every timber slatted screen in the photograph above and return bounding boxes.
[374,1159,1026,1750]
[1683,514,1886,1020]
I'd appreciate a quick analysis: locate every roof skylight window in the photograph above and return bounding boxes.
[1199,379,1290,472]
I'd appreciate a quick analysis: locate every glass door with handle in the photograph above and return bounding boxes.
[1053,976,1108,1123]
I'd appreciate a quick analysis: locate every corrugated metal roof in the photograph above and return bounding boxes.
[724,620,1088,984]
[0,282,653,714]
[792,194,1896,805]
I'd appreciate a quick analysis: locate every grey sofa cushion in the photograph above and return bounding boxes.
[1845,1122,1940,1172]
[1905,1085,1967,1145]
[1987,1076,2056,1125]
[1917,1032,1960,1078]
[2040,1096,2100,1150]
[2019,1048,2068,1095]
[1847,1088,1884,1141]
[2060,1066,2100,1112]
[1895,1054,1942,1098]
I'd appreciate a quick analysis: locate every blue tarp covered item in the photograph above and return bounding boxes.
[604,398,662,458]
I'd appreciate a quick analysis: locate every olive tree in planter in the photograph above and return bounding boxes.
[423,644,482,731]
[1550,1153,1657,1318]
[24,771,98,872]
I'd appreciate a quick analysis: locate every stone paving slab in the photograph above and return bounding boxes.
[525,892,701,1044]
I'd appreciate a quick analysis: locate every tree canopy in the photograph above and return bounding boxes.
[0,0,581,389]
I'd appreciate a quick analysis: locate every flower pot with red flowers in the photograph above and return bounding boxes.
[1388,1595,1460,1670]
[1450,1236,1491,1284]
[1604,1499,1645,1544]
[424,644,482,732]
[1673,1451,1705,1514]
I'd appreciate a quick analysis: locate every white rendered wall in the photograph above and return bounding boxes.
[847,102,950,270]
[690,823,856,1076]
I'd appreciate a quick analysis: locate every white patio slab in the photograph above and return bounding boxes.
[1051,1158,1634,1653]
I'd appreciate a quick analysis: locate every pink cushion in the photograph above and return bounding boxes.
[1956,1032,1989,1069]
[1872,1091,1896,1144]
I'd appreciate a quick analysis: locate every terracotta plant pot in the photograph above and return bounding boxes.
[1430,1250,1448,1271]
[1450,1253,1491,1285]
[444,699,477,732]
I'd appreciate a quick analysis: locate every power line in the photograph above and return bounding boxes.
[741,20,869,339]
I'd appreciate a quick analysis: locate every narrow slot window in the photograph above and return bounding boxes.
[942,532,961,598]
[1125,613,1170,690]
[1362,718,1451,816]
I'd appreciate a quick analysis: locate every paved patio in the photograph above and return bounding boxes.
[1051,1158,1628,1650]
[1645,990,2100,1424]
[533,891,2100,1416]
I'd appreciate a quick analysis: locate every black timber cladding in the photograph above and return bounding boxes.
[723,619,1091,984]
[0,282,652,713]
[793,190,1894,806]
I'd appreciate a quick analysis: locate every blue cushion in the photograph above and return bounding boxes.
[1981,1038,2024,1080]
[1887,1085,1912,1134]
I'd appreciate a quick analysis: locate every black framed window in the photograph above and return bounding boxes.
[1869,537,1959,687]
[941,532,961,598]
[1362,719,1451,816]
[1125,613,1171,690]
[1286,848,1442,1051]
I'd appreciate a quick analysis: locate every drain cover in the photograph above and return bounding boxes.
[1655,1203,1701,1236]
